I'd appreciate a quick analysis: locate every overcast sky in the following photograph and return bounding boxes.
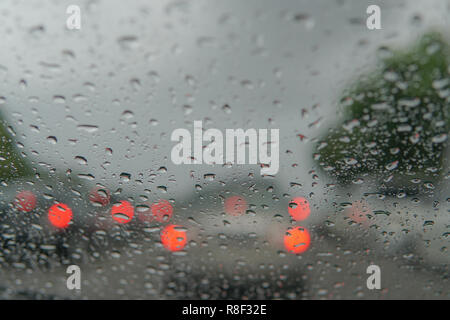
[1,0,449,199]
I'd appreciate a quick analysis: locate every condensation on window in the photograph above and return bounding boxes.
[0,0,448,299]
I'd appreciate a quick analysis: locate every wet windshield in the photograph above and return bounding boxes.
[0,0,448,299]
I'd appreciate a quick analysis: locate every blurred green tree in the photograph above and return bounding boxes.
[315,32,449,193]
[0,112,32,181]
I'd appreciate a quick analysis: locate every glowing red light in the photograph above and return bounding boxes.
[288,197,311,221]
[151,200,173,223]
[88,187,111,206]
[161,224,187,252]
[14,190,37,212]
[48,203,73,228]
[224,196,247,216]
[346,200,372,227]
[284,226,311,254]
[111,200,134,224]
